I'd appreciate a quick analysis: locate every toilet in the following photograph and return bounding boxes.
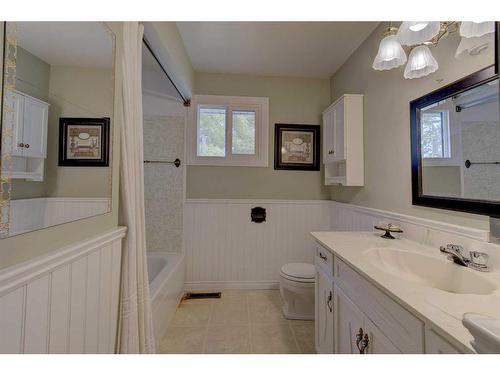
[279,263,315,320]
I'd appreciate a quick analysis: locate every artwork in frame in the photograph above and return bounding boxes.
[58,117,110,167]
[274,123,320,171]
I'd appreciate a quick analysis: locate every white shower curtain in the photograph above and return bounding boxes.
[117,22,155,354]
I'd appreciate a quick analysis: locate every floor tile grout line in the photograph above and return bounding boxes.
[201,302,215,353]
[247,294,254,353]
[288,320,302,354]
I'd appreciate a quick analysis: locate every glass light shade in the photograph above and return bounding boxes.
[459,22,495,38]
[404,45,439,79]
[397,22,441,46]
[372,35,407,71]
[455,33,494,59]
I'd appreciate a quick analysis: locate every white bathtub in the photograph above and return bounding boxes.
[147,252,185,344]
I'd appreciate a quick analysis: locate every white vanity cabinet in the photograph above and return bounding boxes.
[313,239,467,354]
[315,267,334,353]
[335,286,401,354]
[322,94,364,186]
[3,90,49,181]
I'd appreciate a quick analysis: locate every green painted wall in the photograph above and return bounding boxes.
[329,23,494,229]
[187,72,331,200]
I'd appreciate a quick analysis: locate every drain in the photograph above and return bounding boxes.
[183,292,222,300]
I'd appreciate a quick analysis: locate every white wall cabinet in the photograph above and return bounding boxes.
[3,90,49,181]
[315,267,334,354]
[322,94,364,186]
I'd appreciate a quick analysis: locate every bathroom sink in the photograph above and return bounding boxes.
[364,247,497,295]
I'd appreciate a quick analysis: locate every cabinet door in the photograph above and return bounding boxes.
[335,286,364,354]
[315,268,334,353]
[365,318,402,354]
[6,91,25,157]
[322,109,335,164]
[22,96,48,158]
[425,328,461,354]
[333,99,345,161]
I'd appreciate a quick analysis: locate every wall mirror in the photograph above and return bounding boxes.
[0,22,115,237]
[411,65,500,216]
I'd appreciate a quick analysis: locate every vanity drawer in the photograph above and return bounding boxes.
[315,243,334,277]
[334,256,424,353]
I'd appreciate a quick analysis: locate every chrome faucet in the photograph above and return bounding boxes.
[439,244,489,271]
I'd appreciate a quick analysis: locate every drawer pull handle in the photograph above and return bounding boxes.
[326,291,333,312]
[355,328,370,354]
[319,252,328,261]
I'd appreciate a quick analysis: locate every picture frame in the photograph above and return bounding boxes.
[58,117,110,167]
[274,123,320,171]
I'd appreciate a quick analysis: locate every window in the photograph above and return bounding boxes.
[421,110,451,159]
[188,95,269,166]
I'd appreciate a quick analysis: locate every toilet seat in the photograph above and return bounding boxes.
[280,263,315,283]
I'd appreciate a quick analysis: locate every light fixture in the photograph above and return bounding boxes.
[404,45,439,79]
[459,22,495,38]
[455,33,494,59]
[372,21,495,79]
[397,22,441,46]
[372,28,407,71]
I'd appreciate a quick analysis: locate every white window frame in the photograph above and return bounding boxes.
[187,95,269,167]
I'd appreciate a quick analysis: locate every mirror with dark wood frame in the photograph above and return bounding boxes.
[411,63,499,216]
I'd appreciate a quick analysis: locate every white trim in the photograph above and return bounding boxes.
[0,227,126,296]
[187,94,269,167]
[185,198,330,205]
[184,281,279,291]
[331,201,489,242]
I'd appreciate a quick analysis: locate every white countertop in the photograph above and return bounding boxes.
[310,231,500,353]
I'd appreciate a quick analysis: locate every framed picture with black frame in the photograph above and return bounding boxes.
[274,123,320,171]
[58,117,110,167]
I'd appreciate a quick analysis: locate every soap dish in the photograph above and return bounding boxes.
[374,223,403,239]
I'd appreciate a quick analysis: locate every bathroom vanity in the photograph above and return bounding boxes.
[312,231,500,354]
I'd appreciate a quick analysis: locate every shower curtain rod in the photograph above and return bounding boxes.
[142,37,190,107]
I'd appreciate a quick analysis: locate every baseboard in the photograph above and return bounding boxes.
[184,280,280,291]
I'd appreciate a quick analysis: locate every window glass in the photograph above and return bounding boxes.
[422,111,449,158]
[232,110,256,155]
[197,106,226,157]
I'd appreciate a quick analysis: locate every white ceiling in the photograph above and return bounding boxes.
[17,22,114,68]
[177,22,379,78]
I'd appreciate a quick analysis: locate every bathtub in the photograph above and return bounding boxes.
[147,252,185,344]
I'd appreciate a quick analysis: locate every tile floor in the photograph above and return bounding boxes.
[158,289,315,354]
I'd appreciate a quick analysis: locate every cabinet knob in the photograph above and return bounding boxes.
[25,143,30,149]
[18,142,24,148]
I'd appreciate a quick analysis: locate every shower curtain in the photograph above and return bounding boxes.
[117,22,155,354]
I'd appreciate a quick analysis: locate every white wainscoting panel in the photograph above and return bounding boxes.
[330,201,500,269]
[184,200,331,289]
[0,227,125,354]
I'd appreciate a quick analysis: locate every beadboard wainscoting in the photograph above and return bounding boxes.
[0,227,125,353]
[329,201,499,268]
[9,197,111,236]
[183,199,331,290]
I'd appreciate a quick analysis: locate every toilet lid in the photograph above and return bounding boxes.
[280,263,315,280]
